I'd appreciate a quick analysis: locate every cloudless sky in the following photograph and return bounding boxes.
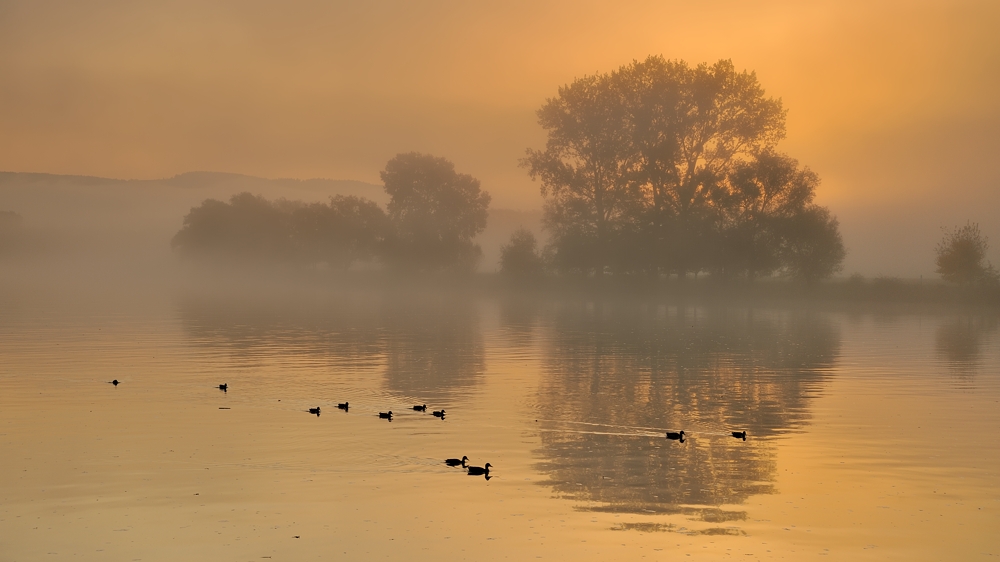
[1,0,998,274]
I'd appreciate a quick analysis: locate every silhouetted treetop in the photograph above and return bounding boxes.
[936,222,998,285]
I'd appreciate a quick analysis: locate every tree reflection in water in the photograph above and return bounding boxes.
[935,315,998,377]
[177,292,485,398]
[527,301,840,518]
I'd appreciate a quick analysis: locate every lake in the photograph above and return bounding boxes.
[1,281,998,560]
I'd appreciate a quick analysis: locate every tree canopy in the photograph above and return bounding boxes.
[523,56,844,280]
[172,192,388,268]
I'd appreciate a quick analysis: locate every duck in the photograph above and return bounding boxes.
[666,430,685,442]
[413,404,427,412]
[109,379,119,386]
[308,407,321,415]
[218,383,228,392]
[467,463,492,476]
[337,402,349,411]
[379,411,393,419]
[445,455,468,467]
[432,410,446,418]
[732,431,747,441]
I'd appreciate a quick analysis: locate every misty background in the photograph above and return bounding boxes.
[1,0,999,277]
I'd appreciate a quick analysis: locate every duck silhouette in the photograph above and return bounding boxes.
[337,402,349,411]
[379,411,393,420]
[666,431,685,443]
[445,455,468,467]
[108,379,119,386]
[218,383,228,392]
[467,463,492,476]
[432,410,446,418]
[413,404,427,412]
[308,407,321,415]
[732,431,747,441]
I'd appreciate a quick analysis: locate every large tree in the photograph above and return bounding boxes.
[524,56,844,279]
[381,153,491,271]
[522,70,642,273]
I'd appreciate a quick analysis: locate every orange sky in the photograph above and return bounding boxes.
[1,0,998,273]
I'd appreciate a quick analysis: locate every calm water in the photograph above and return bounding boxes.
[1,283,999,561]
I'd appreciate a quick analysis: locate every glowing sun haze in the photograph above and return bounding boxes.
[1,0,998,275]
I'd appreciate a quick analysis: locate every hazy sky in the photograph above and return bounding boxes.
[1,0,998,274]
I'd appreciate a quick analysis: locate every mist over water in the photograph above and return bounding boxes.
[2,3,999,559]
[2,268,998,559]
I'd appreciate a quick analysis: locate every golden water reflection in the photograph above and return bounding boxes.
[526,302,839,516]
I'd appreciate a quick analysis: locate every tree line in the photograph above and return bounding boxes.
[172,153,491,272]
[175,56,848,281]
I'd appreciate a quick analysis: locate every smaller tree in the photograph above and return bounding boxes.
[777,206,845,282]
[381,153,491,271]
[500,228,544,278]
[936,222,998,284]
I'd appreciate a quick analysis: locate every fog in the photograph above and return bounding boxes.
[1,0,998,279]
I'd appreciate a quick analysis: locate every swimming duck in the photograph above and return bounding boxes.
[218,383,228,391]
[432,410,446,418]
[732,431,747,441]
[379,411,393,419]
[413,404,427,412]
[445,455,468,467]
[109,379,119,386]
[337,402,349,410]
[666,431,685,442]
[308,407,321,415]
[467,463,492,476]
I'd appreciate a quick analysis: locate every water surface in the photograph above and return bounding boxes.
[1,285,998,560]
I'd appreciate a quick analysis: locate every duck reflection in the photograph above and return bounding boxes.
[176,293,485,396]
[530,302,840,516]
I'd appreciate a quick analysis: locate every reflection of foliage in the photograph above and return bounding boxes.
[531,303,839,515]
[610,521,746,536]
[935,315,998,368]
[177,294,484,397]
[380,295,485,396]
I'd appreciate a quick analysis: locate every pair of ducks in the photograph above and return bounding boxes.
[444,456,492,477]
[665,430,748,443]
[412,404,446,417]
[307,402,349,416]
